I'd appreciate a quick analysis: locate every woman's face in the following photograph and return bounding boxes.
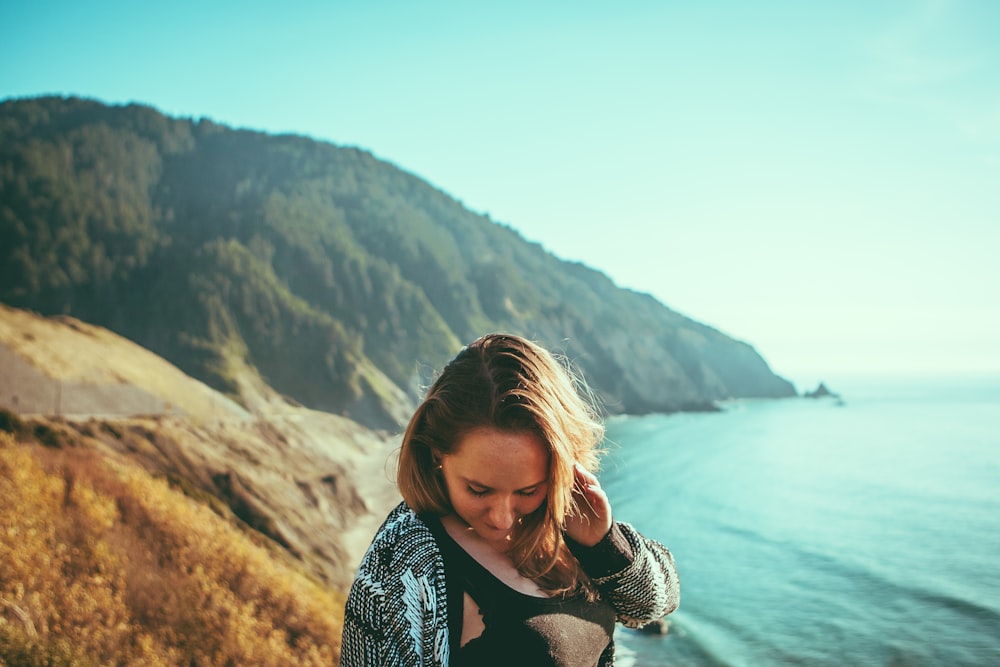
[439,427,550,549]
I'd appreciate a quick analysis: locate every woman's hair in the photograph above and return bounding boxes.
[397,333,605,594]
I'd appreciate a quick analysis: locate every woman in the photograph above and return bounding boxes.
[340,334,679,666]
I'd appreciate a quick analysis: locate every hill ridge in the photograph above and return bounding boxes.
[0,95,796,428]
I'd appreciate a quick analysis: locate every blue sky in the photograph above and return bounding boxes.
[3,0,998,387]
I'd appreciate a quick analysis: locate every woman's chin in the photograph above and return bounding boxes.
[474,524,514,546]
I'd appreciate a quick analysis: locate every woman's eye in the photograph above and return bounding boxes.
[517,488,539,497]
[467,486,488,497]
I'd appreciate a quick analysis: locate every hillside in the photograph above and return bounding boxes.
[0,431,345,665]
[1,304,412,663]
[0,304,401,588]
[0,96,795,429]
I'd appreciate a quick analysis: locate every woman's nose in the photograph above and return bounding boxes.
[489,496,516,530]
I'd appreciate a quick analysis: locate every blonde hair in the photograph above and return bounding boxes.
[397,333,605,594]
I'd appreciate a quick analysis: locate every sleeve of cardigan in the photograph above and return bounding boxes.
[340,552,389,666]
[567,522,680,628]
[340,505,451,667]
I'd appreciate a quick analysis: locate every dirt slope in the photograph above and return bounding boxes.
[0,304,401,586]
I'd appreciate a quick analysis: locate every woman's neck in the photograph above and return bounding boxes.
[441,514,549,597]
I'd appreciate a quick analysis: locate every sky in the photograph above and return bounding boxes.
[3,0,998,389]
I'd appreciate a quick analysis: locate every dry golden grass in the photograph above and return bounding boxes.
[0,430,344,666]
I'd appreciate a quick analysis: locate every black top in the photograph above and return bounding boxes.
[423,515,616,667]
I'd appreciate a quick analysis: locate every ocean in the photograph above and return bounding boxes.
[601,375,1000,666]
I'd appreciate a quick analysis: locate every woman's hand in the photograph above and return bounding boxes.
[565,462,613,547]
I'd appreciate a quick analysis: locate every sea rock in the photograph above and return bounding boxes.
[804,382,840,399]
[637,618,670,636]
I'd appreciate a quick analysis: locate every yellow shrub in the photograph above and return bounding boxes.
[0,432,342,665]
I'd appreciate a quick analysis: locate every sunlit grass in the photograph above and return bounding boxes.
[0,430,343,665]
[0,303,245,422]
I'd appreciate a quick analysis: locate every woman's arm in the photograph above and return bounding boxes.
[340,566,388,665]
[565,464,680,626]
[569,521,680,626]
[340,504,451,666]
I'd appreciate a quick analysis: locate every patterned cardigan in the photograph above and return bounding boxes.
[340,502,680,666]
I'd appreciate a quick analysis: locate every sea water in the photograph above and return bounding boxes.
[602,375,1000,666]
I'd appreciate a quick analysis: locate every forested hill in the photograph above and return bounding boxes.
[0,96,795,428]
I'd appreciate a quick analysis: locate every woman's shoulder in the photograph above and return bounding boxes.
[362,502,442,573]
[371,501,433,541]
